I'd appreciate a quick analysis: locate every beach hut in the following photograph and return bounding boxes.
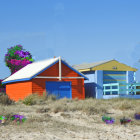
[2,57,88,101]
[73,59,140,99]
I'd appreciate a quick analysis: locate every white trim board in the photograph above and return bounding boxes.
[59,56,62,80]
[35,76,84,79]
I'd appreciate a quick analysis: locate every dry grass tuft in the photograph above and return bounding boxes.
[0,92,15,105]
[46,94,56,101]
[22,93,57,106]
[36,107,50,113]
[22,94,37,105]
[118,101,133,110]
[47,98,107,115]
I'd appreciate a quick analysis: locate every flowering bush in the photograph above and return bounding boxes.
[14,50,30,58]
[134,113,140,120]
[120,117,131,125]
[102,115,115,124]
[5,45,34,74]
[11,114,26,124]
[0,115,7,124]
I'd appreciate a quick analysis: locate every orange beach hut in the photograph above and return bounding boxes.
[2,57,88,101]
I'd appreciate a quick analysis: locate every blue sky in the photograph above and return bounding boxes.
[1,0,140,81]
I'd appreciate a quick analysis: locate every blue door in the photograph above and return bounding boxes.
[46,81,72,99]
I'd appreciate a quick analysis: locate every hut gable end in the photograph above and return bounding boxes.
[61,62,81,77]
[37,61,82,78]
[38,62,59,77]
[92,60,137,71]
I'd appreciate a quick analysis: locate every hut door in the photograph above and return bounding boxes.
[46,81,71,99]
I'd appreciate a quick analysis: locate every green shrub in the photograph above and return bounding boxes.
[0,93,14,105]
[22,93,57,105]
[22,94,36,105]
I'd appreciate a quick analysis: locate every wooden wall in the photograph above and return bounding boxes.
[6,81,32,101]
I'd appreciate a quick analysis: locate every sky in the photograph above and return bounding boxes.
[0,0,140,81]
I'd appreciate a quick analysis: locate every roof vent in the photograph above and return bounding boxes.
[112,66,117,69]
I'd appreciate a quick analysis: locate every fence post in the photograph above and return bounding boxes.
[103,85,105,95]
[110,84,112,95]
[118,83,120,95]
[134,85,136,95]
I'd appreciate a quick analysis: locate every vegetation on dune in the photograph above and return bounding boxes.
[0,92,14,105]
[22,92,56,106]
[1,93,140,126]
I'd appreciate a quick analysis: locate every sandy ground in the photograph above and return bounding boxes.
[0,110,140,140]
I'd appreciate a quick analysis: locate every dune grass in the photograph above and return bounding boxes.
[0,92,140,127]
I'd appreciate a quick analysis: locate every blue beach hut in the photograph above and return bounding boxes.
[73,59,140,99]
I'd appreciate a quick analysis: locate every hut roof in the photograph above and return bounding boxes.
[73,59,137,72]
[2,57,88,84]
[73,60,112,70]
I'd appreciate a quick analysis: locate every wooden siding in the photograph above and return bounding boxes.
[38,61,81,77]
[61,63,80,77]
[32,78,85,99]
[103,71,126,84]
[70,78,85,99]
[32,78,51,95]
[6,81,32,101]
[38,62,59,76]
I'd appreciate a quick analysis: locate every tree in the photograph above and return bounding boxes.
[5,45,34,74]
